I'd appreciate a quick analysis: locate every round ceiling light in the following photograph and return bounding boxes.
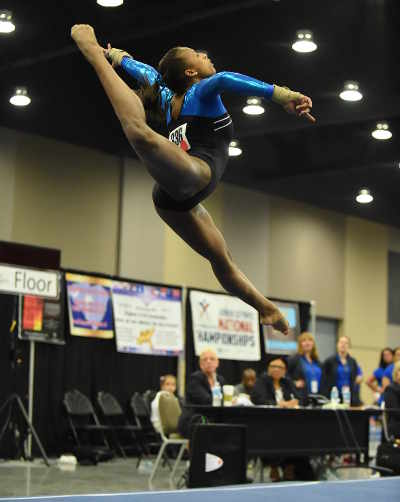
[292,30,317,53]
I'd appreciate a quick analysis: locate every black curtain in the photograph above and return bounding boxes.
[0,272,177,458]
[185,288,311,390]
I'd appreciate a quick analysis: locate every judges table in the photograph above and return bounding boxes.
[186,405,378,460]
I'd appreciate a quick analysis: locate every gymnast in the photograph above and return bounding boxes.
[71,24,316,335]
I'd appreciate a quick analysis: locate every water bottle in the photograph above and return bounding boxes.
[330,386,339,406]
[342,386,351,407]
[212,381,222,406]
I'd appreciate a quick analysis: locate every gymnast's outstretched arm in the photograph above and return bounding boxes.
[197,71,315,122]
[121,56,160,86]
[104,45,161,86]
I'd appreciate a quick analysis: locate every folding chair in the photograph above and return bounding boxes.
[130,392,160,450]
[148,392,188,488]
[143,389,157,413]
[97,391,143,460]
[63,389,114,461]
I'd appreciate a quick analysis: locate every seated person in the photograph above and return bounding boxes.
[235,368,256,397]
[383,361,400,438]
[251,357,300,408]
[251,357,312,482]
[151,374,177,433]
[178,348,226,437]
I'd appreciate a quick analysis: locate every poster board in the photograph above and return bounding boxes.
[190,289,260,361]
[112,281,183,356]
[66,272,114,339]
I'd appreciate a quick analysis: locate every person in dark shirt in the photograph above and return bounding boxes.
[383,361,400,438]
[251,357,300,407]
[251,357,314,482]
[287,332,322,404]
[235,368,257,397]
[178,348,225,437]
[320,336,362,406]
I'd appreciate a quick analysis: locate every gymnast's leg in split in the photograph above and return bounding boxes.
[71,24,289,334]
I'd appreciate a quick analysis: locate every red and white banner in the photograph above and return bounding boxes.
[190,290,260,361]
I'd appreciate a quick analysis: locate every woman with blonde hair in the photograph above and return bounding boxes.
[287,332,322,401]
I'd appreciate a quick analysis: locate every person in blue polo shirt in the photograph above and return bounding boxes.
[288,332,322,403]
[321,336,362,406]
[366,347,394,404]
[382,346,400,390]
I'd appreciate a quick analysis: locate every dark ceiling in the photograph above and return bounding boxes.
[1,0,400,227]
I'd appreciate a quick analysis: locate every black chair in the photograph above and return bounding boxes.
[63,389,114,463]
[97,391,143,460]
[143,389,157,413]
[130,392,166,457]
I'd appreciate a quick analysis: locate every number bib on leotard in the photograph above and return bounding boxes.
[168,123,191,151]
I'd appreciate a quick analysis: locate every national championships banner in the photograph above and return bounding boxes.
[66,273,114,339]
[112,281,183,356]
[190,290,260,361]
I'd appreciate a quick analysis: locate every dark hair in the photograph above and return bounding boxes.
[379,347,394,369]
[268,356,288,370]
[242,368,256,380]
[136,47,191,127]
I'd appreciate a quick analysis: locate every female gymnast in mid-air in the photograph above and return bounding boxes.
[71,24,316,335]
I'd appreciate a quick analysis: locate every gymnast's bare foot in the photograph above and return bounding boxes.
[260,309,289,336]
[71,24,104,65]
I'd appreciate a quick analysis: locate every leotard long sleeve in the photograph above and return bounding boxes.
[120,56,275,211]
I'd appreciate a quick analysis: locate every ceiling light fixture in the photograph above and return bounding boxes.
[96,0,124,6]
[339,81,363,102]
[371,122,392,140]
[10,87,31,107]
[0,10,15,33]
[292,30,317,53]
[229,140,242,157]
[356,188,373,204]
[242,97,265,115]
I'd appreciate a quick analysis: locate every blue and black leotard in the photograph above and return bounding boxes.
[121,56,275,211]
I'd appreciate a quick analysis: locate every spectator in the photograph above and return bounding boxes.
[151,374,177,433]
[382,347,400,390]
[320,335,362,406]
[251,357,313,482]
[251,357,300,408]
[235,368,257,396]
[178,348,226,437]
[287,332,322,403]
[366,348,393,404]
[383,361,400,438]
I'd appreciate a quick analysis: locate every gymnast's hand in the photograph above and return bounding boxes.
[261,309,290,336]
[104,43,132,68]
[284,95,315,123]
[272,84,316,123]
[71,24,103,63]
